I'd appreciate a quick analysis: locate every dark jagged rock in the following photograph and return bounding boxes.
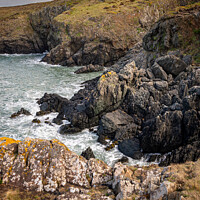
[141,111,183,153]
[33,7,200,166]
[116,156,129,164]
[52,118,63,125]
[32,118,41,124]
[81,147,95,160]
[74,64,104,74]
[10,108,31,118]
[118,138,143,160]
[37,93,69,113]
[159,141,200,166]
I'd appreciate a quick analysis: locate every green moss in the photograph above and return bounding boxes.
[194,29,200,34]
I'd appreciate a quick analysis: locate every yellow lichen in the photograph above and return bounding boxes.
[0,137,21,147]
[51,139,70,151]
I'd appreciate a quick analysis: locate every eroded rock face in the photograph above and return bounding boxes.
[141,111,183,153]
[0,137,112,192]
[1,137,200,199]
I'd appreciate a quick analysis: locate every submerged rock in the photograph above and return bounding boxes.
[32,118,41,124]
[10,108,31,118]
[116,156,129,164]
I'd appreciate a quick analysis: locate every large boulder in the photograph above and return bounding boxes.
[118,138,143,160]
[155,55,188,76]
[97,109,138,141]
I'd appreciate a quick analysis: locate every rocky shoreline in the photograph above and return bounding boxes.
[35,13,200,166]
[0,0,200,199]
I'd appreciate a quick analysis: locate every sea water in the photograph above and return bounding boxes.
[0,0,52,7]
[0,54,148,166]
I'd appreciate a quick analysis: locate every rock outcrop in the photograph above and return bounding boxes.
[0,137,112,193]
[2,137,200,200]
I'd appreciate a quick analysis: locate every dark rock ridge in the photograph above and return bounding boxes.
[74,64,104,74]
[1,137,197,200]
[37,7,200,166]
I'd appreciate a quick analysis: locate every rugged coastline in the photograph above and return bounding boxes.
[0,0,200,199]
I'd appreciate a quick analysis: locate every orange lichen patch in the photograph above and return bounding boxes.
[0,137,21,147]
[51,139,70,152]
[99,71,116,81]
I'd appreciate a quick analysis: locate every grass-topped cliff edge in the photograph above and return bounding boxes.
[0,0,200,65]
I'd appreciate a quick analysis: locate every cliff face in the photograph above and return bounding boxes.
[0,0,75,54]
[0,3,47,53]
[143,4,200,65]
